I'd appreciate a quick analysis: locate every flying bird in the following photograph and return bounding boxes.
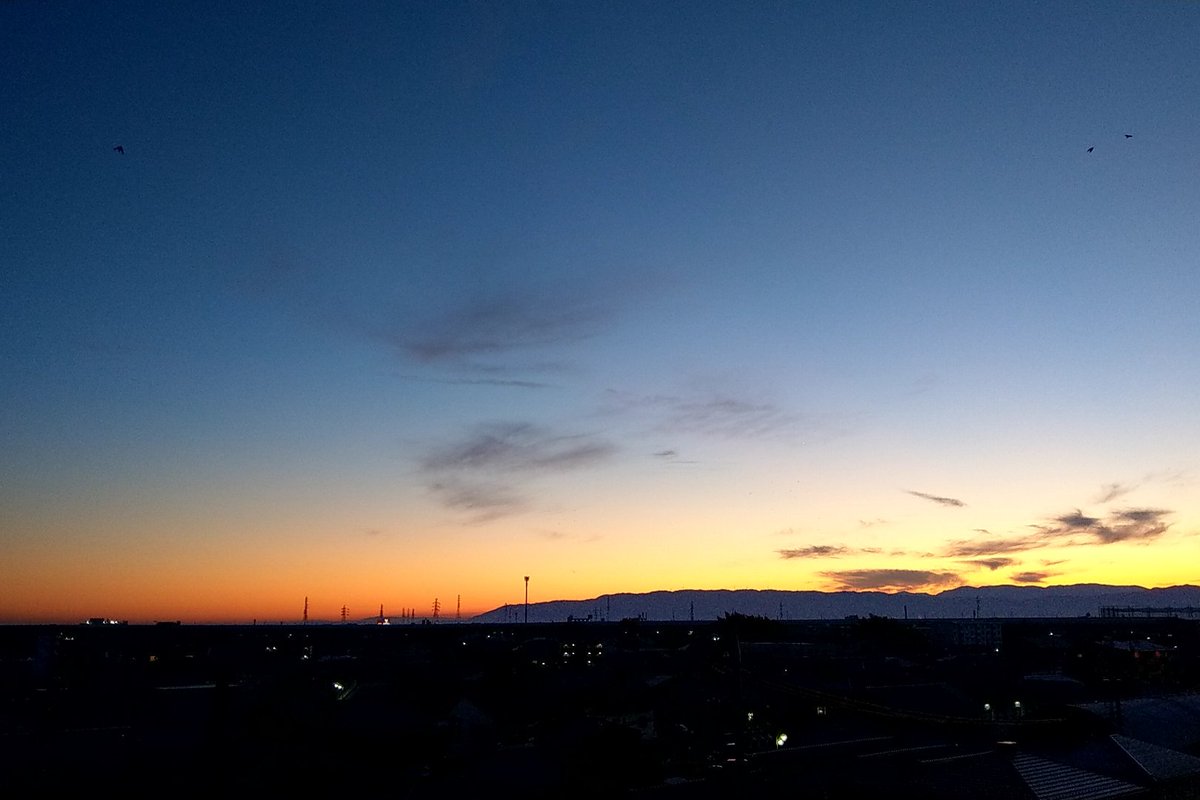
[1087,146,1094,153]
[1124,134,1133,138]
[113,145,125,154]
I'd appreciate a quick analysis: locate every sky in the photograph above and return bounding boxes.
[2,1,1199,623]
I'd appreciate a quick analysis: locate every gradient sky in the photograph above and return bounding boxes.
[3,1,1198,623]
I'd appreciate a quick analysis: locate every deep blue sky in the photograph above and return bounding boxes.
[3,1,1198,621]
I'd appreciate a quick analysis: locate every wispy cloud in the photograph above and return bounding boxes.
[779,545,850,559]
[244,244,667,384]
[1048,507,1172,544]
[533,528,602,543]
[778,543,885,559]
[821,569,963,592]
[1095,482,1135,504]
[662,396,805,440]
[906,490,966,508]
[943,536,1046,558]
[422,422,614,473]
[605,388,844,444]
[943,506,1175,557]
[1091,469,1194,504]
[421,422,615,521]
[1011,571,1057,584]
[428,480,527,524]
[388,291,611,365]
[1142,467,1193,488]
[962,557,1017,571]
[908,372,939,395]
[399,374,553,389]
[1054,510,1100,531]
[650,449,699,464]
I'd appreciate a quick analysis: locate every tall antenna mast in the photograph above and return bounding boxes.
[457,594,461,620]
[303,596,308,625]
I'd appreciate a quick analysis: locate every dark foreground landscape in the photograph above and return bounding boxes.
[3,613,1200,797]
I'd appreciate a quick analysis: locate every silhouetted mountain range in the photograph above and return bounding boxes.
[471,584,1200,623]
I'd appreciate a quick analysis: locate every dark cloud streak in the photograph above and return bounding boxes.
[821,569,962,591]
[962,558,1017,571]
[779,545,850,559]
[1095,482,1134,503]
[1011,571,1056,584]
[907,490,966,508]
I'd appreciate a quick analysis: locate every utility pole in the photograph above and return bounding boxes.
[433,598,440,620]
[457,594,461,620]
[341,605,349,623]
[303,596,308,625]
[524,576,530,624]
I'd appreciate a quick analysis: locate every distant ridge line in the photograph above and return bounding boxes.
[471,584,1200,624]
